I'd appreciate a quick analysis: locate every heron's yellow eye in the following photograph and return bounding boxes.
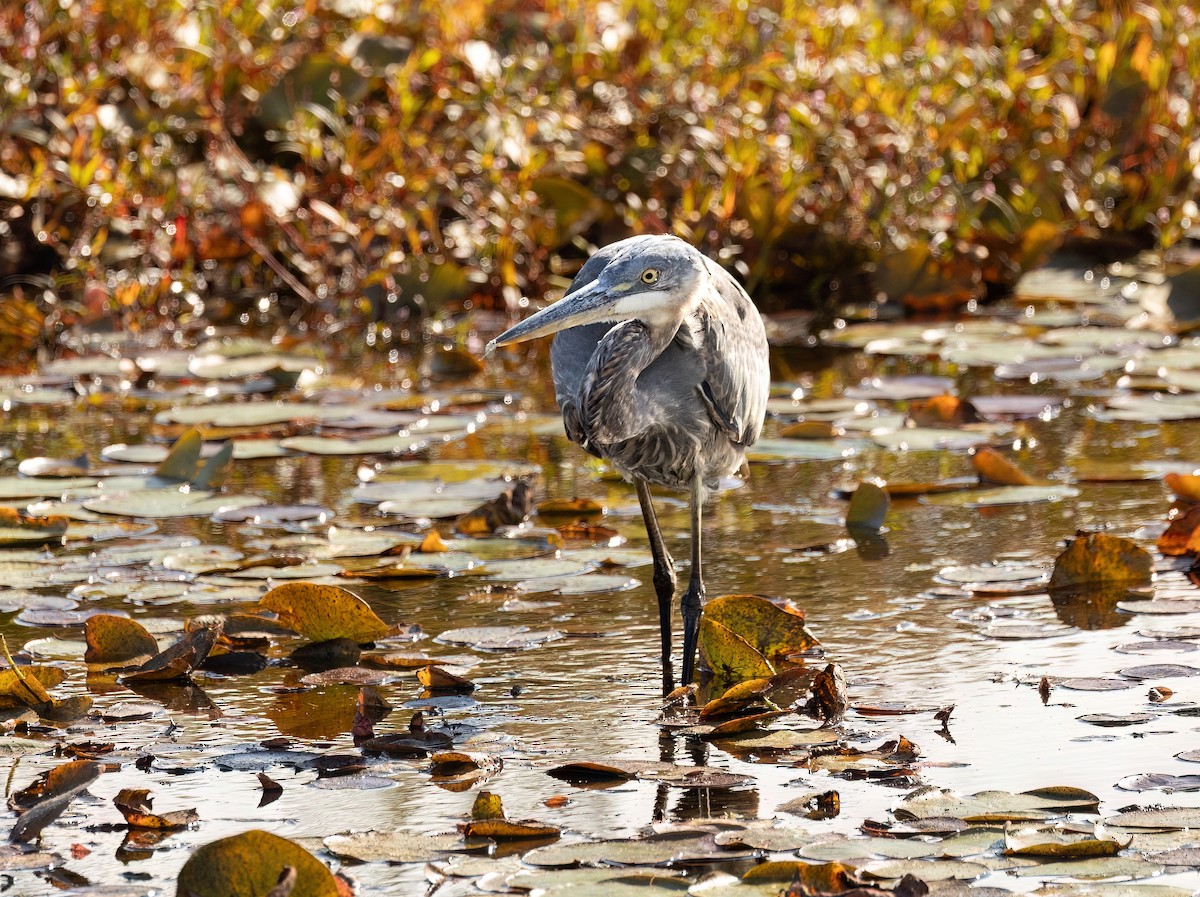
[641,269,660,284]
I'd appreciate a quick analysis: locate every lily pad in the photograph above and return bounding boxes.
[82,489,264,519]
[895,786,1099,822]
[920,486,1079,508]
[259,582,390,643]
[177,830,339,897]
[322,830,462,863]
[436,626,563,650]
[522,833,725,868]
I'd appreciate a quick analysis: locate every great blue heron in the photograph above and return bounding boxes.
[487,235,770,693]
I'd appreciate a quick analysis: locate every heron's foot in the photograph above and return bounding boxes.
[679,579,706,686]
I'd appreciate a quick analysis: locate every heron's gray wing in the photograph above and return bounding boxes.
[691,258,770,448]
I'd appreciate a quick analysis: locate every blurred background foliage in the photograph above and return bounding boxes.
[0,0,1197,350]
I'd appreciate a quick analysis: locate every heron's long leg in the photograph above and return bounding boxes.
[680,476,706,686]
[635,478,676,695]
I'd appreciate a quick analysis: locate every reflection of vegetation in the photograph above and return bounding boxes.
[0,0,1197,331]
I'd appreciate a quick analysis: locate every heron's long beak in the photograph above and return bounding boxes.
[486,279,652,355]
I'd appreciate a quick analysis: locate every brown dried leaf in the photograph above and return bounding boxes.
[419,530,449,552]
[536,497,603,516]
[119,626,219,684]
[1159,505,1200,555]
[84,615,158,664]
[0,506,68,547]
[459,791,560,840]
[971,447,1039,486]
[260,582,389,643]
[805,663,849,723]
[416,665,475,690]
[9,759,103,844]
[113,788,198,830]
[1050,532,1153,590]
[455,482,533,535]
[907,394,981,427]
[1165,472,1200,504]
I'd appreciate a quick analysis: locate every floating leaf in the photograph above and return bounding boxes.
[119,626,218,683]
[919,485,1078,508]
[84,614,159,664]
[861,858,987,881]
[1003,827,1129,857]
[0,476,99,499]
[907,394,980,426]
[113,788,198,830]
[417,665,475,690]
[176,830,339,897]
[697,618,776,681]
[436,625,563,650]
[299,667,390,687]
[0,665,67,708]
[259,582,389,643]
[846,482,889,532]
[895,785,1099,822]
[747,439,856,461]
[1117,773,1200,792]
[460,791,560,840]
[8,759,102,843]
[1106,807,1200,829]
[537,497,604,515]
[83,489,263,519]
[1164,472,1200,504]
[523,832,724,867]
[700,594,818,671]
[1118,664,1200,679]
[0,507,68,546]
[322,830,463,863]
[1050,532,1153,590]
[971,447,1039,486]
[1158,505,1200,556]
[870,427,994,451]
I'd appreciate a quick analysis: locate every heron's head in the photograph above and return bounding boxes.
[486,235,705,352]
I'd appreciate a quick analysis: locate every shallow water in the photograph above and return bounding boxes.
[4,323,1200,894]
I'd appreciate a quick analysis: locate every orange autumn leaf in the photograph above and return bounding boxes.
[972,447,1039,486]
[1164,472,1200,504]
[907,393,981,427]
